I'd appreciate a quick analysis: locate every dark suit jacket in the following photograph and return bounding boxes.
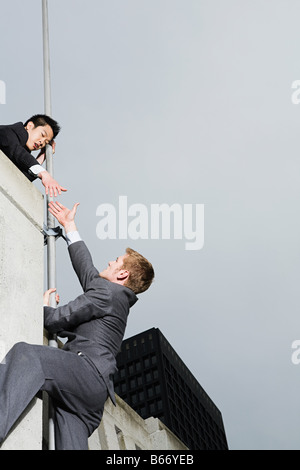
[0,122,39,181]
[44,240,138,404]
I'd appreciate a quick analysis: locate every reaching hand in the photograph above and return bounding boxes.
[40,171,67,197]
[48,201,80,232]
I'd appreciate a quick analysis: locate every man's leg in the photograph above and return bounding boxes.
[41,348,107,450]
[0,342,107,448]
[0,342,45,444]
[54,407,90,450]
[54,404,105,450]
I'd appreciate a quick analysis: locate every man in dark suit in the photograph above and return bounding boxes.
[0,114,67,197]
[0,201,154,450]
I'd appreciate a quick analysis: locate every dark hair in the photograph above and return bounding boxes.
[24,114,61,140]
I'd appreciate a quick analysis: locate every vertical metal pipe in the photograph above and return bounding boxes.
[42,0,57,450]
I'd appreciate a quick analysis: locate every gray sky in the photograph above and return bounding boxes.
[2,0,300,450]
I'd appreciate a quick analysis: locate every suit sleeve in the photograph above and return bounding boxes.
[0,128,39,171]
[44,289,111,334]
[68,240,99,291]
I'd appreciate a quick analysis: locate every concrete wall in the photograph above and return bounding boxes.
[88,395,188,451]
[0,151,44,450]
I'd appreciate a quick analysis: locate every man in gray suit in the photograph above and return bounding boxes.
[0,201,154,450]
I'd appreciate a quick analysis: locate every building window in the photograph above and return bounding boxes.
[145,371,152,383]
[147,386,154,398]
[149,402,156,414]
[129,377,136,389]
[151,354,157,365]
[144,357,150,368]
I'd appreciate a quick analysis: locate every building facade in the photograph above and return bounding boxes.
[0,150,44,450]
[114,328,228,450]
[88,394,188,450]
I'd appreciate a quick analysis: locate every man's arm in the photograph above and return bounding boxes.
[43,292,108,334]
[0,128,66,197]
[48,201,98,290]
[39,171,67,197]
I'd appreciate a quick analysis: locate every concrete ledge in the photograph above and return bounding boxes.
[0,151,44,450]
[88,395,188,450]
[0,151,43,231]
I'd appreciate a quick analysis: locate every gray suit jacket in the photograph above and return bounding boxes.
[44,240,138,404]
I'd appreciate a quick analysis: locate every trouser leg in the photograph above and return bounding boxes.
[44,352,107,450]
[0,342,45,444]
[0,342,108,449]
[54,407,91,450]
[55,407,89,450]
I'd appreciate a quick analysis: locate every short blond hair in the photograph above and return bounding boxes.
[122,248,154,294]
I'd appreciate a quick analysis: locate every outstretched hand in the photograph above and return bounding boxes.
[41,171,67,197]
[48,201,80,232]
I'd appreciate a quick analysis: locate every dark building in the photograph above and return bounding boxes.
[114,327,228,450]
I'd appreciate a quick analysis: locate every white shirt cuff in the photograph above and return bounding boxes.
[66,231,82,246]
[29,164,46,175]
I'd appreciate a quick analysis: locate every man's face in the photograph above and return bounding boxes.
[100,254,128,282]
[25,122,54,151]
